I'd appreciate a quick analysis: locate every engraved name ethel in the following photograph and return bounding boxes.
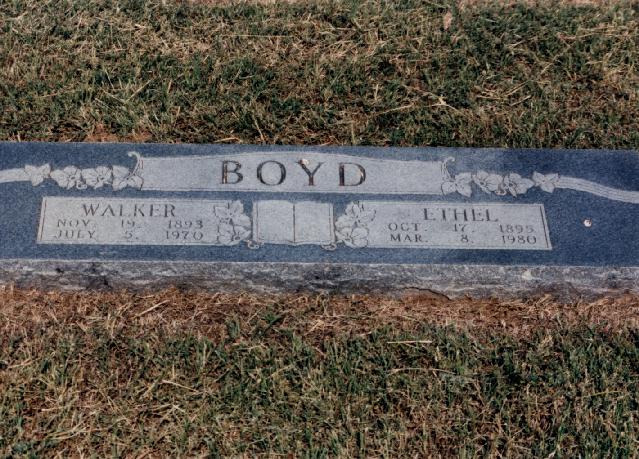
[355,202,550,250]
[38,198,551,251]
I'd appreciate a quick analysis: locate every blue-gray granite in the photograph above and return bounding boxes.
[0,142,637,297]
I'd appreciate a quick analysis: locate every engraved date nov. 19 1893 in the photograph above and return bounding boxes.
[38,197,252,246]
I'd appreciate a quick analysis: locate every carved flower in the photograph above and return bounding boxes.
[472,171,503,194]
[50,166,85,189]
[500,173,535,197]
[213,201,251,228]
[340,202,376,227]
[337,226,370,248]
[441,172,473,197]
[24,164,51,186]
[82,166,112,189]
[112,166,143,191]
[213,201,251,245]
[533,172,560,193]
[335,202,375,248]
[216,222,251,245]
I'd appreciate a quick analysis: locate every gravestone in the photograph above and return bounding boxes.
[0,142,637,297]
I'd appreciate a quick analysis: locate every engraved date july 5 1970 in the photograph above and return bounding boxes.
[37,197,250,246]
[37,197,551,250]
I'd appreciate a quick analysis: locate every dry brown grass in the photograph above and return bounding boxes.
[2,287,638,341]
[2,287,639,457]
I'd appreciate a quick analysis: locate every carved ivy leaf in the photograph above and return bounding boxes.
[24,164,51,186]
[214,206,231,221]
[112,166,143,191]
[533,172,559,193]
[345,202,360,219]
[335,215,356,230]
[349,227,369,247]
[357,209,376,225]
[338,226,369,248]
[502,173,535,196]
[343,202,375,225]
[51,166,83,190]
[229,201,244,217]
[126,174,144,190]
[216,222,250,245]
[112,166,131,191]
[233,226,251,241]
[442,172,473,197]
[217,222,235,245]
[472,171,502,194]
[82,166,112,189]
[233,213,251,228]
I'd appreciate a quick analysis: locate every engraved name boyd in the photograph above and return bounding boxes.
[3,148,638,253]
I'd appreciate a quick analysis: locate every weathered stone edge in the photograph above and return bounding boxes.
[0,259,637,299]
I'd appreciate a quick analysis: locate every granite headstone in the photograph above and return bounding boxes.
[0,142,637,297]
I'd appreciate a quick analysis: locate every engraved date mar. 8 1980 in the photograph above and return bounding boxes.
[37,197,551,250]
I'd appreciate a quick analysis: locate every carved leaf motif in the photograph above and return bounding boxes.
[502,173,535,196]
[212,201,251,245]
[343,202,375,225]
[229,200,244,217]
[233,226,251,241]
[533,172,559,193]
[214,206,231,221]
[442,172,473,197]
[357,210,375,224]
[126,174,144,190]
[217,222,235,245]
[233,213,251,228]
[112,166,131,191]
[111,165,143,190]
[51,166,83,190]
[335,202,375,248]
[82,166,113,189]
[349,227,369,248]
[24,164,51,186]
[335,215,355,230]
[345,203,359,219]
[472,171,502,193]
[338,226,369,248]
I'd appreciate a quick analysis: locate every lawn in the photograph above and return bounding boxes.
[1,0,638,148]
[1,0,639,457]
[1,289,639,457]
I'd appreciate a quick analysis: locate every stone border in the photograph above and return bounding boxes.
[0,260,637,300]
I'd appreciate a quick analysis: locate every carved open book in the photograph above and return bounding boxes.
[252,201,335,246]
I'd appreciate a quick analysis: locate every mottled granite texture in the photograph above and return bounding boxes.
[0,142,637,298]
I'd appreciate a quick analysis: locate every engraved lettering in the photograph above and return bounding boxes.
[423,209,437,221]
[257,161,286,186]
[222,160,243,184]
[339,163,366,187]
[297,160,323,186]
[38,198,550,251]
[101,205,117,217]
[39,198,252,247]
[82,203,99,216]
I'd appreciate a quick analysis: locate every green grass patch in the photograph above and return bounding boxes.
[1,312,638,457]
[1,0,638,148]
[1,290,639,457]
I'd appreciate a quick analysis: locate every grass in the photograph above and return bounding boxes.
[1,0,638,148]
[2,0,639,456]
[1,289,639,457]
